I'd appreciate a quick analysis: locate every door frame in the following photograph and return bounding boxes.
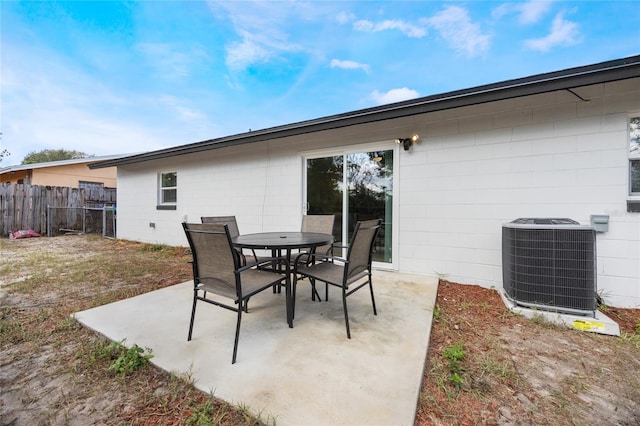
[301,140,399,271]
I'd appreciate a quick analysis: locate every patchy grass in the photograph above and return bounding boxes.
[416,280,640,426]
[0,235,266,425]
[2,237,639,425]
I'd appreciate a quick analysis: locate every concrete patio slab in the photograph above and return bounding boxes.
[74,270,438,425]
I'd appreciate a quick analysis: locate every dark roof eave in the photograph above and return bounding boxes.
[90,54,640,169]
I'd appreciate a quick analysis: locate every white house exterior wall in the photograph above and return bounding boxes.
[116,79,640,308]
[116,142,306,246]
[398,79,639,308]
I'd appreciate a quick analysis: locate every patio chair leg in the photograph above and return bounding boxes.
[368,277,377,315]
[308,278,322,302]
[342,288,351,339]
[310,277,316,301]
[292,275,297,320]
[284,278,293,328]
[232,303,243,364]
[188,292,198,341]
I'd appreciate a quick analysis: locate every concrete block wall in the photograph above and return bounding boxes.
[398,80,639,308]
[116,143,306,247]
[115,79,639,307]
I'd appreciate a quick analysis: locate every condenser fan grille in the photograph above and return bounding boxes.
[502,219,596,316]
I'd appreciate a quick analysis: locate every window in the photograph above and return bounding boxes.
[630,116,640,195]
[158,172,177,208]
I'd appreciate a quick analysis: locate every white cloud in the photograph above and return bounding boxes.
[493,1,553,24]
[336,11,355,24]
[225,36,272,70]
[1,42,214,164]
[491,3,511,20]
[370,87,419,105]
[423,6,491,57]
[136,42,206,79]
[158,96,207,122]
[225,24,304,71]
[519,1,554,24]
[353,19,426,38]
[353,19,374,32]
[525,12,581,52]
[330,59,370,73]
[209,2,306,71]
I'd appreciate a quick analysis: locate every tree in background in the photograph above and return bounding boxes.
[22,149,92,164]
[0,131,8,164]
[0,148,9,164]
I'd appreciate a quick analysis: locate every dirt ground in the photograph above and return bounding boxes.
[417,281,640,425]
[1,235,639,425]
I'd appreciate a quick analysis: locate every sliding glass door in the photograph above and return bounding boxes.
[305,148,394,264]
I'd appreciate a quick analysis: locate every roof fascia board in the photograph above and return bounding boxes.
[2,154,130,172]
[90,55,640,169]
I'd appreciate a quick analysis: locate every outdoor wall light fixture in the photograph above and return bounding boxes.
[395,134,419,151]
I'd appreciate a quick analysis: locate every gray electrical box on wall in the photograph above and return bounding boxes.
[590,215,609,232]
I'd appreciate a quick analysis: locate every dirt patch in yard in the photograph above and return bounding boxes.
[416,280,640,425]
[0,235,255,425]
[1,235,639,425]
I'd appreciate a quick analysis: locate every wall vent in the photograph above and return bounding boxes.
[502,218,597,317]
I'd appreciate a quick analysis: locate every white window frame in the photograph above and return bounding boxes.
[158,171,177,207]
[629,115,640,197]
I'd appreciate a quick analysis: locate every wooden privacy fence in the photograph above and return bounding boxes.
[0,183,117,237]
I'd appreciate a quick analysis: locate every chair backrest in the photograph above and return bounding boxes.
[201,216,240,238]
[345,219,381,280]
[301,214,335,253]
[182,222,238,299]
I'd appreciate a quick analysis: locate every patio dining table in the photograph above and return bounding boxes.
[232,231,335,302]
[231,231,334,266]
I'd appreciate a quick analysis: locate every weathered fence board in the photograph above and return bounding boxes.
[0,183,117,237]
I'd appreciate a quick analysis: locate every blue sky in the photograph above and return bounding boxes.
[1,1,639,165]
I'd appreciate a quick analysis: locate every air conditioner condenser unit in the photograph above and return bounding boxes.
[502,218,597,317]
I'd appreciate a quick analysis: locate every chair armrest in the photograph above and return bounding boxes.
[329,242,348,255]
[293,251,345,268]
[239,256,290,273]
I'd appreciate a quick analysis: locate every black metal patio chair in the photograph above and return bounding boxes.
[281,214,336,298]
[201,215,257,264]
[301,214,335,256]
[293,219,381,338]
[183,222,291,364]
